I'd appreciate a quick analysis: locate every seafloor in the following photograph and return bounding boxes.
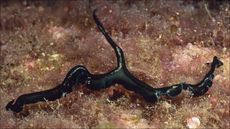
[0,0,229,128]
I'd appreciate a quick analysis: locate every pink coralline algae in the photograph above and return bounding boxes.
[0,0,229,128]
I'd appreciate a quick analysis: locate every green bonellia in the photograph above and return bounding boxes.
[6,10,223,113]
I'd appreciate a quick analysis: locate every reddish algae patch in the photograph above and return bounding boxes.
[0,0,229,128]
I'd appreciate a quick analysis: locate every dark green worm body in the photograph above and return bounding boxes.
[6,10,223,113]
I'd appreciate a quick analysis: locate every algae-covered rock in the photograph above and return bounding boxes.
[0,0,229,128]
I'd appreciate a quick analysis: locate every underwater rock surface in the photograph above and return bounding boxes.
[0,0,229,128]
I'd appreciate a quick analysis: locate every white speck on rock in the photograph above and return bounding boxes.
[186,116,201,129]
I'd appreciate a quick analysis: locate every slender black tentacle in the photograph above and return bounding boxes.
[93,10,126,68]
[6,9,223,113]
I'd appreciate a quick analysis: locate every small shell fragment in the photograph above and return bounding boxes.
[186,116,201,129]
